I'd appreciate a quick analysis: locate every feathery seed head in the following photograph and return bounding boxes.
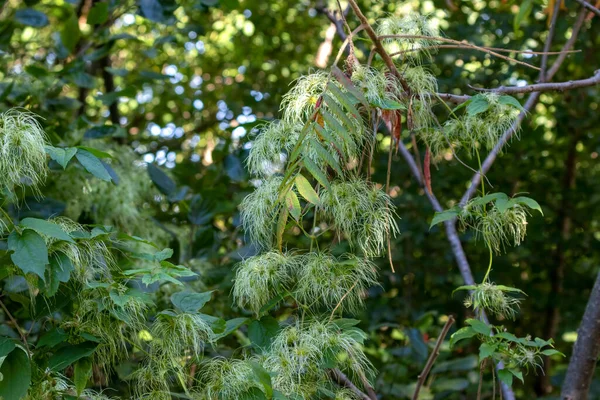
[0,109,48,194]
[233,251,295,315]
[464,282,523,320]
[292,253,378,314]
[202,357,261,399]
[351,65,402,105]
[322,180,399,257]
[281,71,329,123]
[377,13,439,64]
[246,121,302,177]
[239,176,283,248]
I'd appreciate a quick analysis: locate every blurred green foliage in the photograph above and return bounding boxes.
[0,0,598,398]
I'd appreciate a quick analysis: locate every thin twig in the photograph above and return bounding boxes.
[412,316,455,400]
[330,368,371,400]
[470,70,600,95]
[329,281,358,322]
[346,0,411,93]
[460,6,589,206]
[315,4,348,41]
[0,298,30,353]
[390,44,579,57]
[539,0,561,82]
[574,0,600,16]
[379,34,541,71]
[477,360,486,400]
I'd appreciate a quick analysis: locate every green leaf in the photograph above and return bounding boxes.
[494,197,511,213]
[512,196,543,215]
[87,2,109,25]
[285,190,301,221]
[371,98,406,110]
[239,387,268,400]
[470,192,509,208]
[21,218,75,243]
[198,313,226,333]
[0,346,31,400]
[494,285,526,294]
[321,93,357,132]
[248,317,280,353]
[147,163,176,196]
[498,95,525,111]
[37,328,68,348]
[76,149,113,182]
[325,81,361,120]
[320,108,350,149]
[466,95,490,116]
[215,318,249,339]
[514,0,533,34]
[15,8,49,27]
[479,342,496,360]
[330,318,361,331]
[509,368,524,383]
[48,342,97,371]
[61,12,81,54]
[45,146,78,169]
[452,285,477,295]
[331,66,368,107]
[541,349,564,357]
[171,291,213,313]
[430,207,460,229]
[295,174,320,205]
[498,369,513,387]
[302,157,329,189]
[84,125,119,139]
[495,331,519,343]
[0,337,16,358]
[466,319,491,336]
[75,146,113,159]
[313,124,349,161]
[449,326,477,347]
[308,137,343,176]
[250,361,273,398]
[45,252,74,296]
[258,292,287,316]
[8,229,49,282]
[74,358,93,395]
[276,204,288,251]
[450,98,471,114]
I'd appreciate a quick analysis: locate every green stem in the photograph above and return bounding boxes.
[475,146,485,196]
[483,243,493,283]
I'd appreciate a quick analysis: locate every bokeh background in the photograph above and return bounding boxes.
[0,0,598,398]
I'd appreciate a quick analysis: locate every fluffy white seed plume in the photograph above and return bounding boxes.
[0,109,48,193]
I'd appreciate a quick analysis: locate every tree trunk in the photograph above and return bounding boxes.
[561,271,600,400]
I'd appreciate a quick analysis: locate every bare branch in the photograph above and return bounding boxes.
[0,298,30,354]
[390,43,579,57]
[573,0,600,16]
[346,0,411,93]
[379,34,541,71]
[412,316,456,400]
[539,0,562,82]
[472,69,600,95]
[315,3,347,41]
[329,368,372,400]
[460,6,589,206]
